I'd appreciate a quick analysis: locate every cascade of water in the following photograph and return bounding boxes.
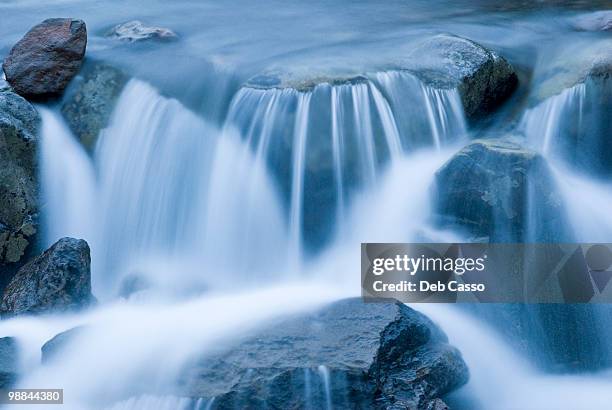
[288,93,313,271]
[224,70,467,253]
[38,108,96,247]
[42,79,290,298]
[419,304,612,410]
[318,365,333,410]
[520,77,612,175]
[520,83,586,155]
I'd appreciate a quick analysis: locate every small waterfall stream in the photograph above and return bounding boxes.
[2,27,612,409]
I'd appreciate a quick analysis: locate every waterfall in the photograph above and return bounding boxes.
[520,77,612,176]
[38,108,96,247]
[42,80,291,298]
[419,304,612,410]
[225,70,467,253]
[7,48,612,409]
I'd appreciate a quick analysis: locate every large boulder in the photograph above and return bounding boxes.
[105,20,178,43]
[0,237,93,317]
[61,62,128,152]
[0,90,40,291]
[0,337,18,389]
[404,34,518,120]
[2,18,87,99]
[433,138,567,242]
[179,298,468,409]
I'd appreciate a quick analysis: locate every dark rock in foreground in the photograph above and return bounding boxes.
[0,337,18,389]
[41,326,85,364]
[434,138,567,242]
[0,90,40,291]
[406,34,518,120]
[106,20,178,42]
[180,298,468,409]
[61,62,128,152]
[0,237,93,317]
[2,18,87,99]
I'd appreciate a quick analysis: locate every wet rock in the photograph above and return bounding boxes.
[106,20,178,43]
[433,138,567,242]
[530,38,612,104]
[61,61,128,152]
[0,337,18,389]
[246,71,367,92]
[0,90,40,290]
[41,326,85,364]
[180,298,468,409]
[0,237,93,317]
[2,18,87,99]
[404,34,518,120]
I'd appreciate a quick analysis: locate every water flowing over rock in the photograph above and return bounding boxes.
[529,38,612,105]
[0,337,18,389]
[0,237,93,317]
[41,326,85,364]
[61,62,128,152]
[106,20,178,42]
[433,138,567,242]
[2,18,87,99]
[0,90,40,291]
[180,298,468,409]
[236,70,466,253]
[464,304,612,373]
[573,11,612,32]
[404,34,518,120]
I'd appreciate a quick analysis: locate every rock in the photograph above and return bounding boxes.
[530,38,612,104]
[0,90,40,291]
[426,398,450,410]
[404,34,518,120]
[2,18,87,99]
[106,20,178,43]
[179,298,468,409]
[433,138,567,242]
[61,61,128,151]
[573,11,612,32]
[41,326,84,364]
[0,337,18,389]
[0,237,93,317]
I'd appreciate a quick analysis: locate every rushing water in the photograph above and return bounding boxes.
[1,1,612,409]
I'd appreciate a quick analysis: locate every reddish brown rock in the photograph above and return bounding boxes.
[2,18,87,99]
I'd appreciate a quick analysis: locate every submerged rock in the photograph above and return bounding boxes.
[531,38,612,104]
[0,90,40,291]
[2,18,87,99]
[61,61,128,152]
[433,138,567,242]
[404,34,518,120]
[41,326,85,364]
[0,337,18,389]
[573,11,612,32]
[0,237,93,317]
[180,298,468,409]
[106,20,178,42]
